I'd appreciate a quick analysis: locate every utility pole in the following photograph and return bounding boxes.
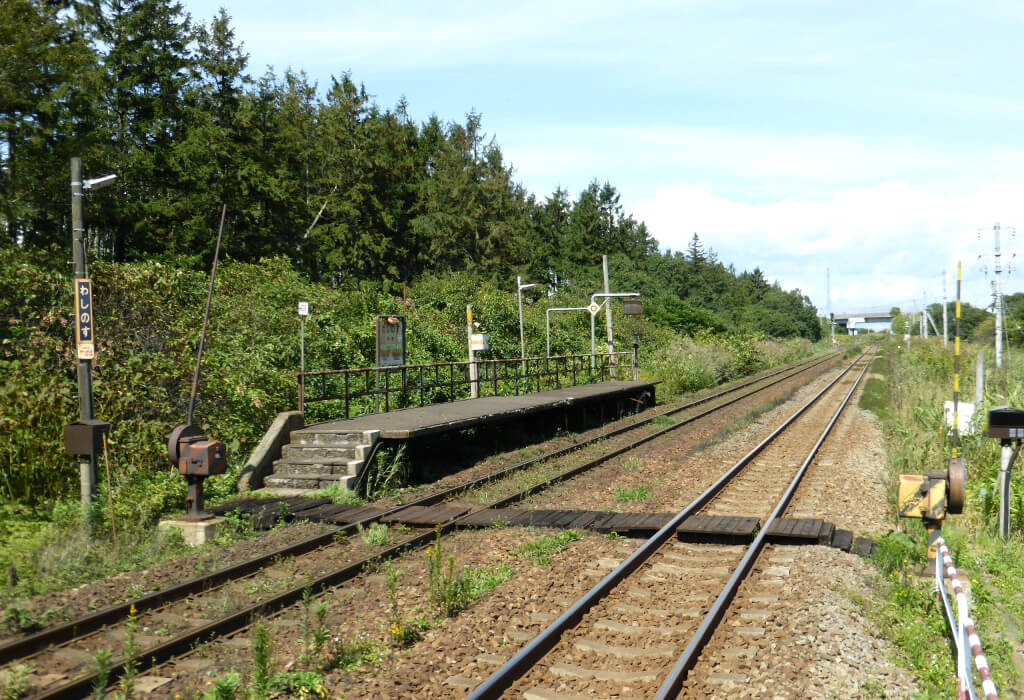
[994,223,1004,369]
[980,223,1014,369]
[69,158,116,513]
[826,268,834,344]
[602,255,614,355]
[70,158,96,510]
[516,275,536,367]
[942,270,948,348]
[922,293,929,340]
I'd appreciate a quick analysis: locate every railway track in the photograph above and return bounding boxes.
[0,351,844,698]
[465,349,873,699]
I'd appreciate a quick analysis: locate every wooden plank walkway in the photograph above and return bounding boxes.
[298,380,658,439]
[207,496,870,551]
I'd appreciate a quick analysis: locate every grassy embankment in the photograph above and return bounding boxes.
[0,247,823,619]
[859,340,1024,697]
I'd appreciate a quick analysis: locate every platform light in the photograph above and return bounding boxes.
[517,276,536,364]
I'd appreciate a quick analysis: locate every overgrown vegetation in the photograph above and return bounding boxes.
[614,485,652,502]
[515,529,582,565]
[860,340,1024,697]
[425,528,512,618]
[1,0,831,612]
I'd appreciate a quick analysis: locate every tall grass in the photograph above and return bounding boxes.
[648,334,816,397]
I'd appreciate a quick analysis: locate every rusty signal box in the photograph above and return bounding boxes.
[168,423,227,519]
[987,406,1024,440]
[178,436,226,477]
[63,419,110,458]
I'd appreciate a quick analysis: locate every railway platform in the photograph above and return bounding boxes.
[255,380,657,493]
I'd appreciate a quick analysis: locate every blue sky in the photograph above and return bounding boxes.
[180,0,1024,316]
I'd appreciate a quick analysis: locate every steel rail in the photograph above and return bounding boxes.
[23,353,841,699]
[0,351,836,666]
[466,350,868,700]
[654,351,873,698]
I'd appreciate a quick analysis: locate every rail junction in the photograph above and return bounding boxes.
[0,348,903,698]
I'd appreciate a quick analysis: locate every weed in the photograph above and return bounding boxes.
[622,457,644,473]
[244,578,282,596]
[118,604,139,698]
[426,530,471,617]
[201,671,241,700]
[325,629,381,671]
[2,604,36,633]
[91,649,112,699]
[365,444,410,499]
[605,531,624,540]
[871,531,924,577]
[122,583,144,601]
[313,602,329,660]
[313,483,365,506]
[276,500,292,524]
[299,587,330,667]
[0,663,31,699]
[300,587,314,661]
[516,530,582,565]
[358,522,391,548]
[426,529,513,617]
[269,670,328,698]
[250,622,274,700]
[651,415,676,427]
[615,485,652,502]
[385,567,421,648]
[214,509,255,546]
[468,563,513,598]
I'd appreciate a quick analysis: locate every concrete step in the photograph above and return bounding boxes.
[282,444,357,461]
[264,473,357,491]
[272,459,357,477]
[290,431,365,446]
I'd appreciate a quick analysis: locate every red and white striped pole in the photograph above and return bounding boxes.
[937,537,998,699]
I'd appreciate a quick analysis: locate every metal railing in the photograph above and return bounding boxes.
[297,351,637,418]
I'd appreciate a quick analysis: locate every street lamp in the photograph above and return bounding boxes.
[517,275,536,363]
[588,292,640,356]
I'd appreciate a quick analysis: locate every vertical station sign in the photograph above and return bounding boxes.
[376,315,406,367]
[75,279,95,360]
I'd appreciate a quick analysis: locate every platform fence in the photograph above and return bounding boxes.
[298,351,636,419]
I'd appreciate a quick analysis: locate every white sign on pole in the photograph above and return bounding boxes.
[587,302,601,315]
[298,302,309,316]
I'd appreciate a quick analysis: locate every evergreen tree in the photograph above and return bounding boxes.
[0,0,99,246]
[90,0,194,260]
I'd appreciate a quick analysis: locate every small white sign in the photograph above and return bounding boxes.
[298,302,309,316]
[944,400,977,435]
[587,302,601,315]
[470,333,489,351]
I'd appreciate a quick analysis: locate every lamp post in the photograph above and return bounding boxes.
[545,306,589,358]
[70,157,117,513]
[588,292,640,356]
[517,276,536,365]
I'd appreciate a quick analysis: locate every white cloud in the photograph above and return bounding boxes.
[630,181,1024,313]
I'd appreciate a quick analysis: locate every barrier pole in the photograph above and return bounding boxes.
[938,537,997,699]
